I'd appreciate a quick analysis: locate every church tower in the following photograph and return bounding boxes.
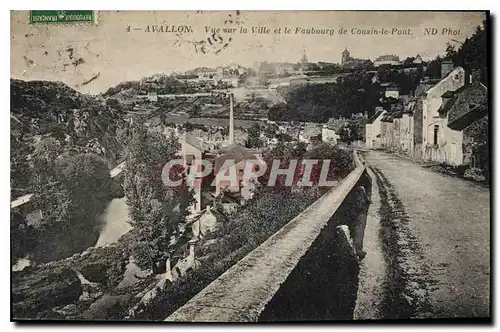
[341,47,350,66]
[301,48,308,64]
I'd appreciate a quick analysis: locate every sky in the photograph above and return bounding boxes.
[11,11,486,94]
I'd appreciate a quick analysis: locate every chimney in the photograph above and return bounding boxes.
[441,59,454,79]
[229,93,234,144]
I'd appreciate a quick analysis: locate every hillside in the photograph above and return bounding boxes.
[272,82,379,123]
[102,75,232,99]
[10,79,127,198]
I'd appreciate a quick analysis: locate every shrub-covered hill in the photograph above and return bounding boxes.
[10,79,128,198]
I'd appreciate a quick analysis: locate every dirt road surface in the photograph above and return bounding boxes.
[364,151,490,319]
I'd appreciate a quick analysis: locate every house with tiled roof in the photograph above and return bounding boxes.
[404,62,466,162]
[420,65,466,163]
[371,61,487,169]
[214,144,263,197]
[365,107,387,149]
[435,80,488,166]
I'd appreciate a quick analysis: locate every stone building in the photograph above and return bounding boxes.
[341,47,371,69]
[374,54,400,67]
[421,66,466,163]
[436,80,488,166]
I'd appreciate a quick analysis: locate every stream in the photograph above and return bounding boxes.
[95,197,132,247]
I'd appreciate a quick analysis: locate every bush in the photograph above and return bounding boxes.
[29,152,114,262]
[305,144,355,180]
[464,167,486,182]
[129,190,326,321]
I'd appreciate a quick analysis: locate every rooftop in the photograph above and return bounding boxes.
[448,102,488,130]
[184,133,205,151]
[367,109,385,124]
[215,144,258,171]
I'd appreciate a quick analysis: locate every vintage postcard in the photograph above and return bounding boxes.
[10,10,490,322]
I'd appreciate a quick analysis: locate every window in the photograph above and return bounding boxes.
[433,125,439,145]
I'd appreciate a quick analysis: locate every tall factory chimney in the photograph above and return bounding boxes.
[229,92,234,145]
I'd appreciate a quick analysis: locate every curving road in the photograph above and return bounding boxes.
[363,151,490,319]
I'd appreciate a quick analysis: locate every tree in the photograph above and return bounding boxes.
[28,138,115,261]
[259,142,301,192]
[276,80,381,122]
[245,123,263,148]
[339,122,362,143]
[30,138,71,229]
[276,132,293,143]
[10,131,33,197]
[56,153,114,227]
[445,43,457,60]
[263,123,279,139]
[451,20,487,85]
[11,211,39,264]
[305,144,354,182]
[425,55,442,78]
[427,20,487,84]
[403,57,416,66]
[123,123,188,269]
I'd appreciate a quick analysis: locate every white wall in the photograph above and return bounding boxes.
[422,67,465,149]
[365,124,372,148]
[366,110,387,149]
[446,127,464,166]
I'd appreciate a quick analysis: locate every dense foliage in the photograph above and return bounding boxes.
[129,189,325,320]
[130,144,356,320]
[245,123,263,148]
[426,20,487,85]
[24,144,115,262]
[10,79,126,198]
[271,83,375,122]
[257,142,354,192]
[103,75,233,97]
[122,122,190,269]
